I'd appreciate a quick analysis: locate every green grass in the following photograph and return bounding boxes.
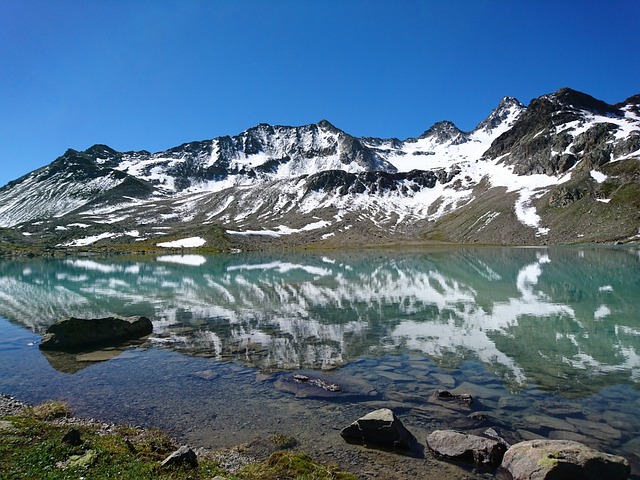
[0,402,356,480]
[238,451,358,480]
[0,416,223,479]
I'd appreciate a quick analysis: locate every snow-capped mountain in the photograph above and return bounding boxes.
[1,88,639,253]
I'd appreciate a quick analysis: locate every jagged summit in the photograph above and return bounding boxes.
[475,96,526,133]
[0,88,638,250]
[418,120,466,143]
[316,119,341,132]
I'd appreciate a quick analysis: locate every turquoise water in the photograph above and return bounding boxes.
[0,247,639,475]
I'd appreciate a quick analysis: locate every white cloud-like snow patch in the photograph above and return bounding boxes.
[594,304,611,320]
[590,170,607,183]
[227,220,330,237]
[157,254,207,266]
[60,232,120,247]
[157,237,206,248]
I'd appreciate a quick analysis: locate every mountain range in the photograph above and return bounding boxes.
[1,87,639,255]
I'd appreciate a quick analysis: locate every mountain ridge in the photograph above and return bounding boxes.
[1,87,639,255]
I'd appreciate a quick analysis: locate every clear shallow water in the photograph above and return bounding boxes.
[0,247,639,476]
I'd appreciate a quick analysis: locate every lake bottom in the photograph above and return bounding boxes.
[1,319,638,479]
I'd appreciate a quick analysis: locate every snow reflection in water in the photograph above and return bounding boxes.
[0,247,639,477]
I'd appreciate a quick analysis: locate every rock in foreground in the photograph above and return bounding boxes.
[161,445,198,468]
[501,439,630,480]
[340,408,415,451]
[39,316,152,350]
[426,429,506,468]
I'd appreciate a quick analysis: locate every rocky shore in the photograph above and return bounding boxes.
[0,393,492,479]
[2,393,632,480]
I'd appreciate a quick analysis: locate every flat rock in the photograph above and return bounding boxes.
[523,414,577,433]
[566,417,622,441]
[340,408,415,451]
[451,382,502,401]
[547,430,593,445]
[40,316,153,350]
[431,373,456,388]
[377,371,415,382]
[501,439,630,480]
[426,429,506,468]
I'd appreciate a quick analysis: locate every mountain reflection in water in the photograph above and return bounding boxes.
[1,247,638,396]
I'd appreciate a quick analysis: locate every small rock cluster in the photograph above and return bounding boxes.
[340,408,631,480]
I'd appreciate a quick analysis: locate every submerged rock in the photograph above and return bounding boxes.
[39,316,152,350]
[340,408,415,451]
[500,439,630,480]
[426,430,506,468]
[274,371,376,400]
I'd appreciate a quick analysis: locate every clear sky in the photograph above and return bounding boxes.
[1,0,639,187]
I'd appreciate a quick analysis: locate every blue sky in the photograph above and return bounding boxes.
[1,0,639,187]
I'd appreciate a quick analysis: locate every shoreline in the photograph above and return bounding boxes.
[1,393,493,480]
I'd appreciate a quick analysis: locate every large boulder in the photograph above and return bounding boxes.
[501,439,630,480]
[340,408,415,450]
[39,316,153,350]
[426,430,506,468]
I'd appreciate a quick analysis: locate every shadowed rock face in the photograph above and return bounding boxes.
[39,316,152,350]
[340,408,415,451]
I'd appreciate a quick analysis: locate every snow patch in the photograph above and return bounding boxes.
[514,189,548,236]
[227,220,330,237]
[590,170,607,183]
[60,232,120,247]
[157,237,206,248]
[594,304,611,320]
[157,254,207,266]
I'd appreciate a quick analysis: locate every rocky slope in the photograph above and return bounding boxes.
[0,88,638,253]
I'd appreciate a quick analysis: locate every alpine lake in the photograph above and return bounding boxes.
[1,246,639,478]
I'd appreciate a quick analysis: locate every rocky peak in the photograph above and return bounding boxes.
[316,119,341,133]
[418,120,467,144]
[540,88,621,117]
[475,96,526,133]
[84,144,120,159]
[616,94,640,116]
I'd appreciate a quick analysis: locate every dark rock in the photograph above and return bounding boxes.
[548,185,587,207]
[303,168,458,197]
[39,316,153,350]
[62,428,82,446]
[340,408,415,451]
[436,390,473,405]
[161,445,198,468]
[292,374,341,392]
[274,371,376,400]
[426,430,506,468]
[500,439,630,480]
[482,88,626,177]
